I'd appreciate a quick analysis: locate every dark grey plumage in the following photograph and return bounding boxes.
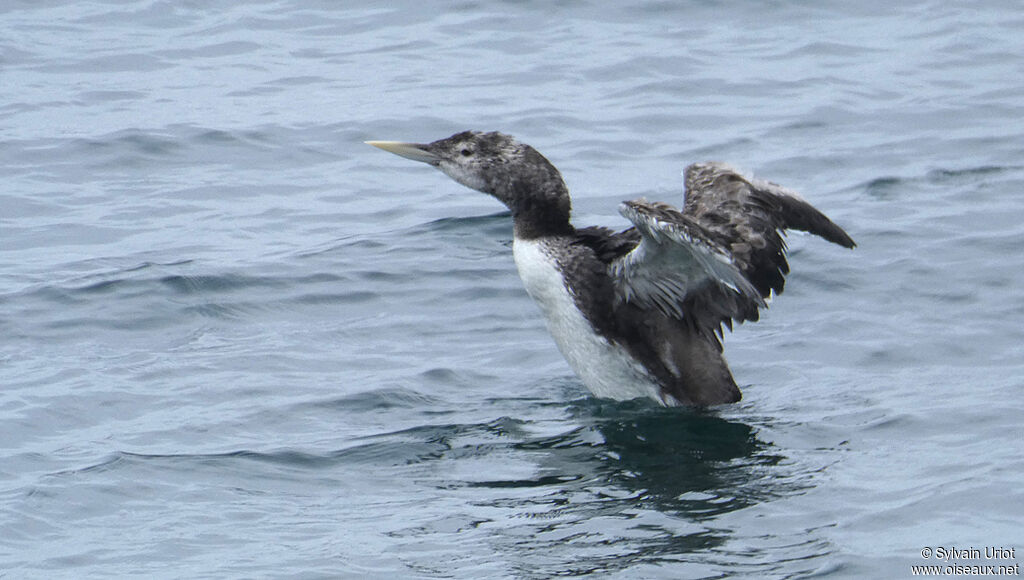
[367,131,855,406]
[398,131,574,239]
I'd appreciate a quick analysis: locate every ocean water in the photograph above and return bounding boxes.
[2,1,1023,578]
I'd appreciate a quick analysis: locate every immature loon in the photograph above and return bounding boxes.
[367,131,855,406]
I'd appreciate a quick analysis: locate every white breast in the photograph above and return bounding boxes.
[512,238,665,403]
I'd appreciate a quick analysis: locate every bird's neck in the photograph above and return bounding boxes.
[513,211,573,240]
[490,171,574,240]
[509,192,574,240]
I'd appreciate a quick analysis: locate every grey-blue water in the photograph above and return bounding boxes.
[2,1,1022,578]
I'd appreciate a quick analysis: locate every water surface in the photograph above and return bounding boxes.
[2,1,1023,578]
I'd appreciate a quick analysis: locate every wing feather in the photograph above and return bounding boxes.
[683,162,855,298]
[611,200,765,332]
[606,164,854,337]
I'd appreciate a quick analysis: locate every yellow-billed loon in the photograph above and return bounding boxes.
[367,131,855,406]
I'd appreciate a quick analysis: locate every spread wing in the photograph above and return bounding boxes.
[610,200,765,335]
[683,162,855,298]
[608,162,855,336]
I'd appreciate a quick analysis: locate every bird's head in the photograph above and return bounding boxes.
[367,131,570,221]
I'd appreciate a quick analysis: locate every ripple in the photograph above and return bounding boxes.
[303,387,443,412]
[3,1,1024,578]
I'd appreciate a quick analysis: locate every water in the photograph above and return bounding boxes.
[2,1,1023,578]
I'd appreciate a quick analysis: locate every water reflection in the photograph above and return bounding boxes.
[336,394,816,577]
[570,398,789,517]
[444,398,811,577]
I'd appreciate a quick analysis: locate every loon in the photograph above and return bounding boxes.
[367,131,855,406]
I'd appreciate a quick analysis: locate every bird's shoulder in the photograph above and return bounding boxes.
[571,225,640,264]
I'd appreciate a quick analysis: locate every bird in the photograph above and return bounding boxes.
[367,131,855,406]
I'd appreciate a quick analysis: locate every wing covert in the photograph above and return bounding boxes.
[610,200,765,332]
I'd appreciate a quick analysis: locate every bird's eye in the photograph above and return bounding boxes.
[460,148,472,157]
